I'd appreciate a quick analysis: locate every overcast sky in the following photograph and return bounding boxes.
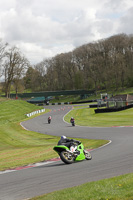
[0,0,133,64]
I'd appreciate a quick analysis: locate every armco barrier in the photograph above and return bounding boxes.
[89,103,106,108]
[95,104,133,113]
[26,109,45,117]
[48,100,97,105]
[49,102,70,105]
[70,100,97,104]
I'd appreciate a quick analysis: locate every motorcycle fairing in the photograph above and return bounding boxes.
[53,143,86,162]
[53,145,69,154]
[75,143,86,161]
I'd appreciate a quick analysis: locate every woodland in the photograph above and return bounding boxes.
[0,33,133,97]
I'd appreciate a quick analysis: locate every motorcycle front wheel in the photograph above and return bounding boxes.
[84,150,92,160]
[60,151,74,164]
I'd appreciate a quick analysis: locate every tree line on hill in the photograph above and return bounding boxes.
[0,33,133,98]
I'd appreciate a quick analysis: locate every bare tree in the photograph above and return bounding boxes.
[0,39,8,78]
[3,46,29,98]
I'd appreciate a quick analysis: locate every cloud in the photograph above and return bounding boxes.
[17,42,74,64]
[0,0,133,64]
[117,7,133,33]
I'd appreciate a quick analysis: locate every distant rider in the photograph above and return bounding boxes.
[70,117,75,123]
[48,116,52,123]
[58,135,81,152]
[70,117,75,126]
[70,117,75,124]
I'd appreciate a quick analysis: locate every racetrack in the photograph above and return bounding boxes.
[0,105,133,200]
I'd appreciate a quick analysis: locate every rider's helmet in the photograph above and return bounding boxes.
[71,117,74,119]
[61,135,66,140]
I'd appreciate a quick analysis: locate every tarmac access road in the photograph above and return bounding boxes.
[0,105,133,200]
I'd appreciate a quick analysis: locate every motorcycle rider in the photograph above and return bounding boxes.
[58,135,81,153]
[70,117,75,123]
[48,116,52,123]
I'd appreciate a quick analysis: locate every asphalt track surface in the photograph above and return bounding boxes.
[0,105,133,200]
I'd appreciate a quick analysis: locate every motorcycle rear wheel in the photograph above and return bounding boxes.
[60,151,74,164]
[84,150,92,160]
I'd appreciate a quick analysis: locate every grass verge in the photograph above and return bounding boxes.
[30,173,133,200]
[64,106,133,127]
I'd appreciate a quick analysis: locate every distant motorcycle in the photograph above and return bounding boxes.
[48,116,51,124]
[70,117,75,126]
[71,120,75,126]
[53,141,92,164]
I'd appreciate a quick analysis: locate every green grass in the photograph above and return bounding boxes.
[0,99,43,124]
[64,106,133,127]
[0,99,107,171]
[30,173,133,200]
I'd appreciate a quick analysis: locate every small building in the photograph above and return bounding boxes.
[107,94,133,108]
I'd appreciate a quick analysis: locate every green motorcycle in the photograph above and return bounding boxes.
[53,141,92,164]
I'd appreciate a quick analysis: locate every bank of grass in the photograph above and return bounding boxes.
[31,173,133,200]
[0,99,107,171]
[64,106,133,127]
